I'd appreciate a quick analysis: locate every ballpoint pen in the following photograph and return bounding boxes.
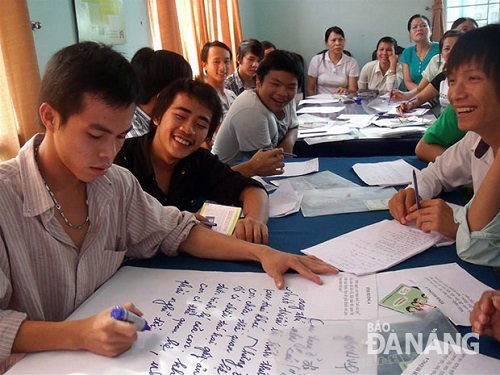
[263,147,297,158]
[412,170,421,210]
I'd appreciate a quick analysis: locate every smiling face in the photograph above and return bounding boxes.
[376,42,395,64]
[410,17,431,43]
[327,31,345,55]
[448,63,500,137]
[152,93,212,164]
[42,93,134,182]
[256,70,298,115]
[203,46,231,87]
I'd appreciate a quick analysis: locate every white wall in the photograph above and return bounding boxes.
[27,0,435,76]
[27,0,152,74]
[238,0,433,70]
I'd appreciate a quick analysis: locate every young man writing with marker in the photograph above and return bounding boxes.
[212,50,302,177]
[388,25,500,266]
[0,42,338,372]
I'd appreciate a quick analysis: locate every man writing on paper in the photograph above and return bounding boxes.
[0,42,338,372]
[388,25,500,267]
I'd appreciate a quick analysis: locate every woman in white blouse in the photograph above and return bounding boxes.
[307,26,359,96]
[358,36,403,93]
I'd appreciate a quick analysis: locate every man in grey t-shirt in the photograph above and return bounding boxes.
[213,50,302,174]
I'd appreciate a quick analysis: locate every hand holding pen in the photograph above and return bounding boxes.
[194,213,217,228]
[397,97,418,114]
[262,147,296,158]
[111,305,150,331]
[244,148,289,177]
[389,89,406,102]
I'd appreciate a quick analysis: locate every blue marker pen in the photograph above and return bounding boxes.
[412,170,421,210]
[199,216,217,227]
[110,306,150,331]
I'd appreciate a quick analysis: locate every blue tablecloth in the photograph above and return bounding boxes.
[128,155,500,359]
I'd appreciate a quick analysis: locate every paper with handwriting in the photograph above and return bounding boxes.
[8,267,375,375]
[302,219,444,275]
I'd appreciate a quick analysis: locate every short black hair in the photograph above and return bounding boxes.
[324,26,345,42]
[200,41,233,62]
[261,41,276,50]
[451,17,478,30]
[376,36,398,50]
[150,79,222,140]
[256,50,304,88]
[407,14,431,31]
[39,42,139,126]
[237,39,264,62]
[131,48,193,105]
[447,24,500,96]
[439,29,463,53]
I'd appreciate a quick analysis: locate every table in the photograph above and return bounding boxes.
[294,98,437,157]
[128,155,500,359]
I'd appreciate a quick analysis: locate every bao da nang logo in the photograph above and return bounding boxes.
[365,321,479,355]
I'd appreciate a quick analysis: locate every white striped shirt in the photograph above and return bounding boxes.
[0,134,197,371]
[126,106,151,138]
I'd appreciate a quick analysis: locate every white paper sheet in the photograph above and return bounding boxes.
[297,105,345,114]
[337,114,377,128]
[376,263,490,326]
[372,116,432,128]
[269,158,319,178]
[352,159,418,186]
[306,93,339,100]
[323,273,378,319]
[271,321,378,374]
[304,134,354,144]
[359,126,428,138]
[298,125,351,138]
[299,98,341,105]
[301,219,444,275]
[252,176,277,192]
[297,113,329,128]
[366,97,400,113]
[271,170,359,190]
[300,186,396,216]
[7,268,348,375]
[401,341,500,374]
[269,180,302,218]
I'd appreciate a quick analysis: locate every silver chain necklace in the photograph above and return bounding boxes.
[35,147,90,230]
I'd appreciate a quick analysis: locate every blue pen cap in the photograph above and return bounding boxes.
[110,306,125,320]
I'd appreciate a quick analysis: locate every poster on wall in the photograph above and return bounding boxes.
[74,0,126,45]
